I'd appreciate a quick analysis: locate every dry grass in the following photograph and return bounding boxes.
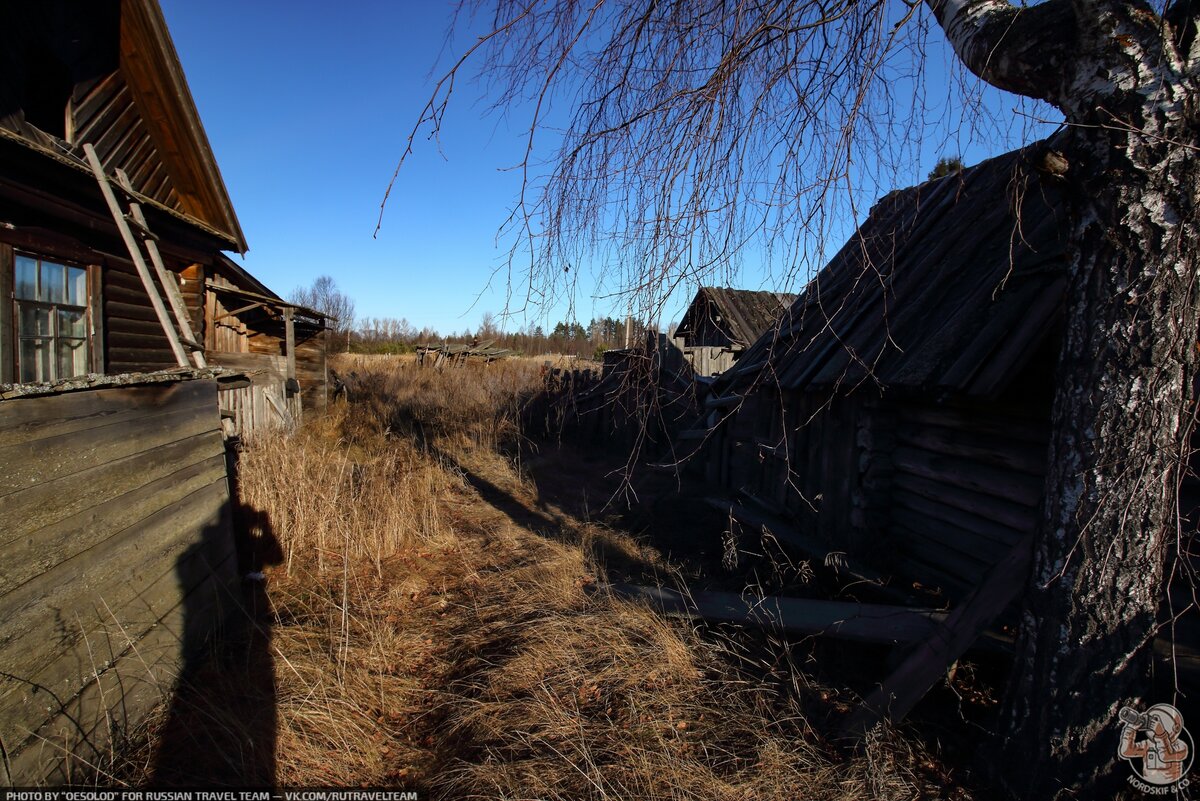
[126,356,968,798]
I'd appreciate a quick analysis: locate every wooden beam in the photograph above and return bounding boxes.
[213,299,269,322]
[82,144,188,368]
[608,583,947,644]
[840,535,1033,737]
[87,263,105,375]
[0,243,12,383]
[284,306,296,385]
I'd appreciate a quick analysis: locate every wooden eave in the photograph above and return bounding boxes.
[0,128,237,257]
[205,280,329,326]
[118,0,247,253]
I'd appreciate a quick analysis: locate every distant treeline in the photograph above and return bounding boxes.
[350,313,657,359]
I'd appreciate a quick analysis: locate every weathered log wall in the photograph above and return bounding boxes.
[704,387,1052,602]
[0,378,238,785]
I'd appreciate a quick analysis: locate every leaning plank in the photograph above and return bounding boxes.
[840,535,1033,737]
[262,387,292,426]
[609,584,947,645]
[113,168,207,368]
[82,144,188,367]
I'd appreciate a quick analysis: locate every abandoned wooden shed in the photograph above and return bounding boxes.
[0,0,269,783]
[698,143,1070,604]
[200,254,329,438]
[673,286,796,376]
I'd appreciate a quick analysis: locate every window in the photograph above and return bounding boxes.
[14,253,90,382]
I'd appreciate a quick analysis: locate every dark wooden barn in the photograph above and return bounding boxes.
[673,286,796,376]
[700,143,1071,603]
[0,0,283,782]
[694,142,1200,726]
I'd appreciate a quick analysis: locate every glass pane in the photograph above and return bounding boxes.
[41,261,66,303]
[58,339,87,379]
[58,308,86,337]
[19,338,51,383]
[19,304,51,337]
[66,266,87,305]
[14,255,37,300]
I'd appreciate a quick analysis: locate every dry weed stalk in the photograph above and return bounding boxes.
[119,355,965,798]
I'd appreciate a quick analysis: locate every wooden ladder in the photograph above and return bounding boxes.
[83,143,206,369]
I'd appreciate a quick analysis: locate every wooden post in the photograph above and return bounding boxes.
[284,306,296,388]
[0,244,13,383]
[87,264,104,374]
[83,144,189,368]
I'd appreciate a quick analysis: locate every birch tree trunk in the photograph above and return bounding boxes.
[927,0,1200,795]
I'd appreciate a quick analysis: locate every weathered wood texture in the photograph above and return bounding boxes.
[206,273,328,415]
[72,68,181,213]
[888,400,1048,598]
[703,384,1050,604]
[0,378,239,785]
[209,351,302,439]
[677,345,736,377]
[103,251,203,373]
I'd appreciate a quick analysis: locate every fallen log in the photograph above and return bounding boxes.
[607,583,947,645]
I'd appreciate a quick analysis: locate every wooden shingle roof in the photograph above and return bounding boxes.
[675,287,797,348]
[719,143,1069,399]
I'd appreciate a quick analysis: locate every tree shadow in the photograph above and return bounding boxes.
[422,441,666,583]
[148,449,282,787]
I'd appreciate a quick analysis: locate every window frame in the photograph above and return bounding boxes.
[7,249,98,384]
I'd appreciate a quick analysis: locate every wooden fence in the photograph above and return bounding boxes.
[210,352,302,440]
[0,378,239,784]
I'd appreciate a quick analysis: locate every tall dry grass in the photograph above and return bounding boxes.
[126,355,967,798]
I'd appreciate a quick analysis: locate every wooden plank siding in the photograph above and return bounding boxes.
[703,383,1050,602]
[0,379,240,785]
[205,272,328,419]
[209,351,303,438]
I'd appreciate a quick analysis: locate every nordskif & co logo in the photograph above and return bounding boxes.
[1118,703,1193,793]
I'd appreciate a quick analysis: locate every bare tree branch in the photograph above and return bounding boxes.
[925,0,1078,100]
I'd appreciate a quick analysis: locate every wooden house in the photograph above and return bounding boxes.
[0,0,278,783]
[698,144,1070,603]
[673,286,796,376]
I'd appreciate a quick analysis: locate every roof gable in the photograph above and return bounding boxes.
[676,287,797,347]
[720,143,1069,400]
[0,0,246,252]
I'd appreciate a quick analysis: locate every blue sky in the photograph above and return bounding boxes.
[160,1,1058,336]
